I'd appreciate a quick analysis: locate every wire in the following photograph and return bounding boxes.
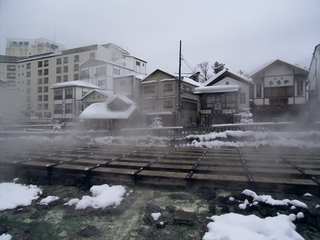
[181,55,196,73]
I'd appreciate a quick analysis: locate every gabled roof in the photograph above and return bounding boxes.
[142,69,201,86]
[79,94,137,119]
[142,69,176,82]
[250,59,309,77]
[50,80,102,89]
[205,69,252,86]
[80,89,111,101]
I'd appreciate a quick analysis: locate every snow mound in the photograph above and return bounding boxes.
[203,213,304,240]
[0,182,42,211]
[39,196,59,205]
[64,184,127,210]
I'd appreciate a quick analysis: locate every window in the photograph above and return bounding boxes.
[63,66,68,73]
[90,52,95,59]
[240,93,246,104]
[38,87,42,93]
[43,77,48,84]
[297,80,303,96]
[27,71,31,77]
[38,70,42,76]
[38,104,42,110]
[7,81,15,87]
[143,85,155,94]
[97,67,106,76]
[63,57,68,63]
[54,89,63,100]
[27,88,31,94]
[56,58,62,65]
[113,68,120,75]
[27,63,31,69]
[38,61,42,68]
[80,69,89,78]
[264,87,294,98]
[27,79,31,86]
[65,103,73,113]
[43,86,48,92]
[38,78,42,84]
[144,101,155,110]
[38,95,42,101]
[163,101,173,109]
[56,76,61,83]
[44,104,48,110]
[256,83,262,97]
[7,73,15,79]
[136,61,140,66]
[44,69,49,75]
[163,83,173,92]
[182,101,197,111]
[63,75,68,82]
[56,67,61,74]
[54,104,62,113]
[74,55,79,62]
[43,95,48,101]
[65,88,73,99]
[74,74,79,80]
[44,60,49,67]
[74,64,79,71]
[7,65,16,71]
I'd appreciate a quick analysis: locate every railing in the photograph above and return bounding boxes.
[1,122,320,138]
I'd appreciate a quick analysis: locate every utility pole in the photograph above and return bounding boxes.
[178,40,182,126]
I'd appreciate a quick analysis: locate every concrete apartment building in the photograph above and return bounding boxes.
[0,39,147,123]
[308,43,320,121]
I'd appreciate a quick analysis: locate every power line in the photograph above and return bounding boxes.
[181,55,196,73]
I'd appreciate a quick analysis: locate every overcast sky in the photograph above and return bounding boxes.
[1,0,319,75]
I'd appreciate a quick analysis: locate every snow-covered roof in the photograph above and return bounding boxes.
[182,77,201,87]
[194,85,240,94]
[204,69,252,86]
[78,58,134,71]
[50,80,102,89]
[81,89,111,100]
[250,59,309,77]
[79,95,137,119]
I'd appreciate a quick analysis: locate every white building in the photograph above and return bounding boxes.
[0,41,147,123]
[308,44,320,121]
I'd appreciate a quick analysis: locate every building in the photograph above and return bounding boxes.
[80,89,111,110]
[0,41,147,124]
[6,38,65,57]
[141,69,200,126]
[250,59,309,122]
[307,44,320,121]
[194,70,253,125]
[50,81,102,121]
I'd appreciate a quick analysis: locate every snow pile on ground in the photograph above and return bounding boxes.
[187,130,320,148]
[39,196,59,205]
[0,182,42,211]
[241,189,308,209]
[64,184,127,210]
[203,212,304,240]
[0,233,12,240]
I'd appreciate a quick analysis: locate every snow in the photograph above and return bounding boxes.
[64,184,127,210]
[203,213,304,240]
[151,212,161,221]
[39,196,59,205]
[242,189,308,209]
[0,182,42,211]
[0,234,12,240]
[50,80,102,89]
[194,85,240,94]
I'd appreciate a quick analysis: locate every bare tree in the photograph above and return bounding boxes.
[197,61,212,83]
